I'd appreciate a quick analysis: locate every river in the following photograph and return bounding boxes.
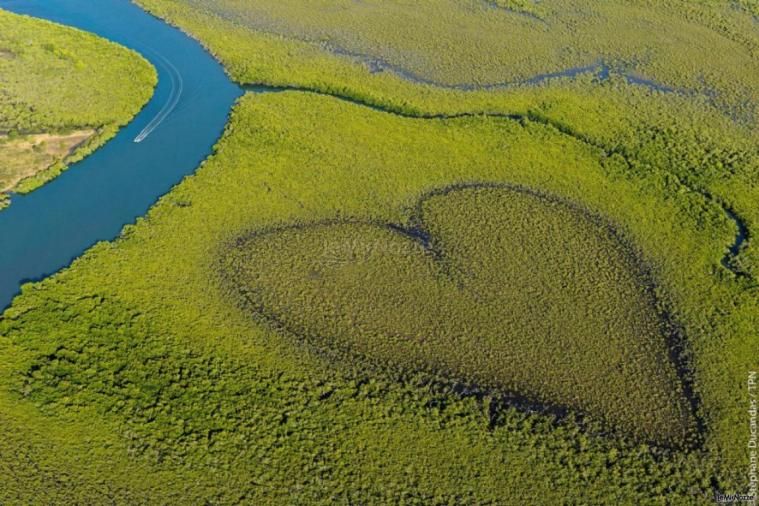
[0,0,242,308]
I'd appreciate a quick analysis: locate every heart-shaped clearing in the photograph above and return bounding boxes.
[223,185,696,445]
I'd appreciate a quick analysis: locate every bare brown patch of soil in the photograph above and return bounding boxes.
[0,129,95,193]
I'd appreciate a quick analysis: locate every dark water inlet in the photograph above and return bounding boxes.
[0,0,242,309]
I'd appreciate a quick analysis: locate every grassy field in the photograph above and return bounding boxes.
[1,0,758,503]
[0,130,94,193]
[0,9,155,207]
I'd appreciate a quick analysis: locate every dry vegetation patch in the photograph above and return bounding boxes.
[0,129,94,194]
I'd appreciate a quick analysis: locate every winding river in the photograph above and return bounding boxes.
[0,0,749,309]
[0,0,242,308]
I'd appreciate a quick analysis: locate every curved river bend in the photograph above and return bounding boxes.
[0,0,242,308]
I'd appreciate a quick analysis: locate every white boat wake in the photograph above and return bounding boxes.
[134,49,183,143]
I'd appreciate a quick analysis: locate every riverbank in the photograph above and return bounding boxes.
[0,8,156,206]
[0,0,241,308]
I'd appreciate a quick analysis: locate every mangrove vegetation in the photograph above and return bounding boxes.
[1,0,758,503]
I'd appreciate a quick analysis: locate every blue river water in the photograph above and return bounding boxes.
[0,0,242,308]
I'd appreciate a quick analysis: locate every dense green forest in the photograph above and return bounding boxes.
[0,9,155,207]
[1,0,758,503]
[224,184,696,446]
